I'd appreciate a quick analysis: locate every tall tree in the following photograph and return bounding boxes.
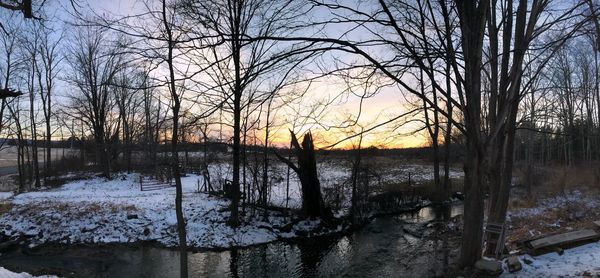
[36,26,61,178]
[249,0,581,265]
[66,26,124,178]
[181,0,313,226]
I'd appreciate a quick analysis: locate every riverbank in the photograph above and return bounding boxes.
[0,209,463,278]
[0,266,56,278]
[0,173,351,250]
[499,189,600,277]
[502,241,600,277]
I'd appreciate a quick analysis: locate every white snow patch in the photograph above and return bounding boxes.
[0,162,457,249]
[0,192,13,201]
[0,267,57,278]
[507,190,600,220]
[502,241,600,277]
[0,173,341,249]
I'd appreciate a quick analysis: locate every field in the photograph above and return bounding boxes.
[0,146,79,168]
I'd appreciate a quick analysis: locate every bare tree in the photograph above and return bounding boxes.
[247,0,582,265]
[181,0,315,226]
[36,26,62,178]
[25,28,40,188]
[66,26,124,178]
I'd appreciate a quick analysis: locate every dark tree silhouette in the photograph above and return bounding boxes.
[276,131,328,218]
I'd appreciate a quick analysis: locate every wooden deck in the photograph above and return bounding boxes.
[525,229,600,255]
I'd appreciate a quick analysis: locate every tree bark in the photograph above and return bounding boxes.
[162,0,188,276]
[276,131,327,218]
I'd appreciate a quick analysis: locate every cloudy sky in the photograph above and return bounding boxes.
[4,0,429,149]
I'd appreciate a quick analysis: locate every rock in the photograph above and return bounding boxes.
[475,258,503,275]
[143,227,150,236]
[452,191,464,200]
[295,230,308,237]
[507,256,522,273]
[0,239,19,252]
[522,256,533,265]
[403,224,425,238]
[554,247,564,255]
[127,214,138,219]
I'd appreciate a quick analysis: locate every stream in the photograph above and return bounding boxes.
[0,205,463,278]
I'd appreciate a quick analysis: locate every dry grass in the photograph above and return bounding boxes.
[0,146,79,167]
[513,164,600,197]
[507,202,600,248]
[507,163,600,247]
[508,196,537,210]
[380,177,464,203]
[14,201,138,218]
[0,202,12,214]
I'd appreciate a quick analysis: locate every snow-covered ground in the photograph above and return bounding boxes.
[507,190,600,220]
[505,190,600,243]
[0,192,13,201]
[0,173,340,249]
[205,161,462,209]
[503,242,600,277]
[0,267,56,278]
[0,161,462,249]
[500,190,600,277]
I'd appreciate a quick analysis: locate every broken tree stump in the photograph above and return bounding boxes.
[275,130,330,219]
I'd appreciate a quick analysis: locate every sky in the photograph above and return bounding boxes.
[3,0,431,150]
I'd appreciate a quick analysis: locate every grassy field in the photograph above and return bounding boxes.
[0,146,79,167]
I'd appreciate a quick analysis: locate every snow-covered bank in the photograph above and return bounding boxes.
[0,159,463,250]
[502,241,600,277]
[0,174,342,249]
[506,190,600,244]
[0,192,13,201]
[508,190,600,220]
[0,267,56,278]
[497,190,600,277]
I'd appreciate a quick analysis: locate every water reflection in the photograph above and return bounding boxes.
[0,204,463,278]
[397,203,463,223]
[229,249,239,278]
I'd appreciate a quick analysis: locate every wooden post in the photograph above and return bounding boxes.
[139,176,143,191]
[484,222,506,258]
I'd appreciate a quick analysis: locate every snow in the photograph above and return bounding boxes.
[0,173,339,249]
[508,190,600,220]
[0,161,461,249]
[502,242,600,277]
[0,192,13,201]
[0,267,57,278]
[208,161,462,210]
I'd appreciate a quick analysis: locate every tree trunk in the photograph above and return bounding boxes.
[277,131,327,219]
[460,142,485,266]
[162,0,187,276]
[456,0,488,265]
[228,1,243,227]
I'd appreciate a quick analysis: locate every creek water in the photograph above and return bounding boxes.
[0,205,463,278]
